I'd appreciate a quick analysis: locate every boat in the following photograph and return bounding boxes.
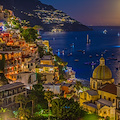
[62,50,64,55]
[70,43,74,48]
[74,59,79,62]
[96,54,99,57]
[107,57,117,60]
[87,34,89,43]
[77,50,83,52]
[103,29,107,34]
[89,55,92,58]
[84,62,91,65]
[91,62,96,66]
[75,37,77,40]
[68,53,72,56]
[118,33,120,37]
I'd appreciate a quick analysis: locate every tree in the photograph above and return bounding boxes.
[29,93,37,116]
[21,28,37,43]
[44,91,54,120]
[52,97,82,120]
[17,107,31,120]
[33,25,43,34]
[38,46,45,58]
[30,83,47,109]
[36,73,43,84]
[15,94,32,119]
[15,94,29,109]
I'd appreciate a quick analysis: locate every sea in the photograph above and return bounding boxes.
[41,26,120,85]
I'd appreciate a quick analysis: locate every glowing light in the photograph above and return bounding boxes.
[114,46,120,48]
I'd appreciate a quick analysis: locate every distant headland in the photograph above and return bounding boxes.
[0,0,92,32]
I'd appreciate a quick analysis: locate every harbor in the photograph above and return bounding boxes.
[41,26,120,84]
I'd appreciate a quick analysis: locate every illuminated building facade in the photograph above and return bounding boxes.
[80,57,116,120]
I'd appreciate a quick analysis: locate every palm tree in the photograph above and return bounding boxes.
[44,91,54,120]
[29,94,37,116]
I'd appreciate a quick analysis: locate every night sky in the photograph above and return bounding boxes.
[40,0,120,26]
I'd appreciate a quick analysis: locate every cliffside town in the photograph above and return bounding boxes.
[0,5,120,120]
[0,0,91,32]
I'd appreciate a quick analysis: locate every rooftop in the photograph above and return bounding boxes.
[86,90,98,96]
[98,84,117,95]
[0,82,25,92]
[96,99,113,107]
[83,102,97,109]
[41,55,52,60]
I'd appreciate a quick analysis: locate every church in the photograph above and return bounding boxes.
[80,57,117,120]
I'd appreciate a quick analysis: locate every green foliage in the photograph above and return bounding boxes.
[30,83,48,109]
[17,107,31,120]
[36,73,42,83]
[38,46,45,58]
[106,116,110,120]
[15,94,30,108]
[54,55,68,81]
[21,28,37,43]
[33,25,43,30]
[83,114,99,120]
[44,91,54,103]
[52,97,82,120]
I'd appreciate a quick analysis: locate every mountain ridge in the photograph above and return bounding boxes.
[0,0,91,32]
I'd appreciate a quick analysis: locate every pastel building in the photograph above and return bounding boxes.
[36,40,50,52]
[80,57,116,120]
[36,55,59,83]
[43,83,61,94]
[9,72,37,90]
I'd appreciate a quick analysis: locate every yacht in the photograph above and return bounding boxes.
[103,29,107,34]
[118,33,120,37]
[74,59,79,62]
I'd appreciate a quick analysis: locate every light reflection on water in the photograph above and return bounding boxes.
[41,26,120,84]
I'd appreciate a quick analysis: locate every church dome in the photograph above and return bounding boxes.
[92,57,112,79]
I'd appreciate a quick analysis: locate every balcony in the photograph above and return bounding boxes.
[0,88,26,99]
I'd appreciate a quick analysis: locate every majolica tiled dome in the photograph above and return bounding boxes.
[92,57,112,80]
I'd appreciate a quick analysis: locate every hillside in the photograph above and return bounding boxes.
[0,0,91,32]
